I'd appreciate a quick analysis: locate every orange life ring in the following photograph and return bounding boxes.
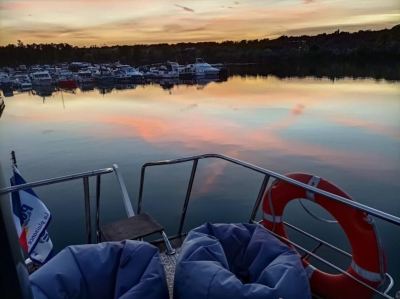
[261,173,386,299]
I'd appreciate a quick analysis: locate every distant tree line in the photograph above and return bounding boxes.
[0,25,399,68]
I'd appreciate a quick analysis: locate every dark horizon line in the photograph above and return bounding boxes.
[4,24,399,48]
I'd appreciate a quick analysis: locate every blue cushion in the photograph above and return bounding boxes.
[30,240,169,299]
[174,223,311,299]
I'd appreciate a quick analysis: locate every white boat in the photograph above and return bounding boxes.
[12,74,31,83]
[144,67,161,78]
[77,70,95,84]
[158,62,180,79]
[180,58,220,78]
[12,74,32,91]
[193,58,220,76]
[93,67,114,84]
[144,62,180,79]
[30,71,53,86]
[0,72,10,83]
[56,69,74,81]
[115,65,143,80]
[19,82,33,91]
[0,72,12,89]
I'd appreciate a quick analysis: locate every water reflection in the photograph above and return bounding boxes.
[1,75,398,185]
[2,89,14,97]
[0,76,227,99]
[1,74,399,292]
[79,82,95,92]
[31,85,55,99]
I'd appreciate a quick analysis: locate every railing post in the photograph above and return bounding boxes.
[113,164,134,217]
[137,167,146,214]
[95,175,101,243]
[249,175,270,223]
[83,176,92,244]
[178,159,198,235]
[161,231,176,255]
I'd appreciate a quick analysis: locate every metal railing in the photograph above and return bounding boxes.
[137,153,400,299]
[0,164,134,244]
[1,153,399,297]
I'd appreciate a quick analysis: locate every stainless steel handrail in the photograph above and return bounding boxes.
[137,153,400,299]
[0,166,134,244]
[0,163,176,254]
[137,153,400,226]
[0,167,114,195]
[113,164,135,217]
[252,220,393,299]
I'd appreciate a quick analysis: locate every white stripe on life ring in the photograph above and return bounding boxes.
[305,264,316,279]
[351,261,383,283]
[306,176,320,201]
[263,212,282,223]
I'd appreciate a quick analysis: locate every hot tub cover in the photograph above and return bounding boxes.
[174,223,311,299]
[30,240,169,299]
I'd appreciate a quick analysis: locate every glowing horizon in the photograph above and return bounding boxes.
[0,0,399,46]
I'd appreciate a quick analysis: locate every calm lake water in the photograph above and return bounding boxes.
[1,75,399,293]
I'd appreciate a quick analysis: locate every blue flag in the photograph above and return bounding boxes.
[10,166,53,264]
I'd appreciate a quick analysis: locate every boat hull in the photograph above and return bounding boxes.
[58,80,78,89]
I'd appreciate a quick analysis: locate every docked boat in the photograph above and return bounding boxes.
[79,81,95,92]
[69,62,91,72]
[157,62,180,79]
[112,69,133,83]
[32,85,55,98]
[143,66,161,79]
[0,153,398,299]
[56,70,78,89]
[19,82,33,91]
[180,58,220,79]
[143,62,180,79]
[12,74,32,91]
[30,71,53,86]
[77,70,95,84]
[0,72,9,83]
[0,72,13,90]
[114,65,144,82]
[93,67,114,85]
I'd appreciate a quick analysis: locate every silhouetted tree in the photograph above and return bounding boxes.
[0,25,398,69]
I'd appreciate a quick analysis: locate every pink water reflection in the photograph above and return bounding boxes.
[3,76,399,185]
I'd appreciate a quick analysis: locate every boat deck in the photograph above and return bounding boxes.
[160,248,181,298]
[1,154,399,298]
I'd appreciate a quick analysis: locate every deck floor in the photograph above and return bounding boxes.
[160,248,181,298]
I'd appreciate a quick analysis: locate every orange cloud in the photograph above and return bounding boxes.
[91,105,393,178]
[331,116,400,140]
[1,0,399,45]
[5,76,398,189]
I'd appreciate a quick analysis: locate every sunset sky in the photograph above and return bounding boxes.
[0,0,399,46]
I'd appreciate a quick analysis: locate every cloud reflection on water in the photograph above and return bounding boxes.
[2,76,399,186]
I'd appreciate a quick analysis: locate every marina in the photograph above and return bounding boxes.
[0,59,227,97]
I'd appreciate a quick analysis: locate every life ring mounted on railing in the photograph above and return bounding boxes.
[261,173,386,299]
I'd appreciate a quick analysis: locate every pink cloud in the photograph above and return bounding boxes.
[331,116,400,140]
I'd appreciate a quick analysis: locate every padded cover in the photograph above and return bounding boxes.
[174,223,311,299]
[30,240,169,299]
